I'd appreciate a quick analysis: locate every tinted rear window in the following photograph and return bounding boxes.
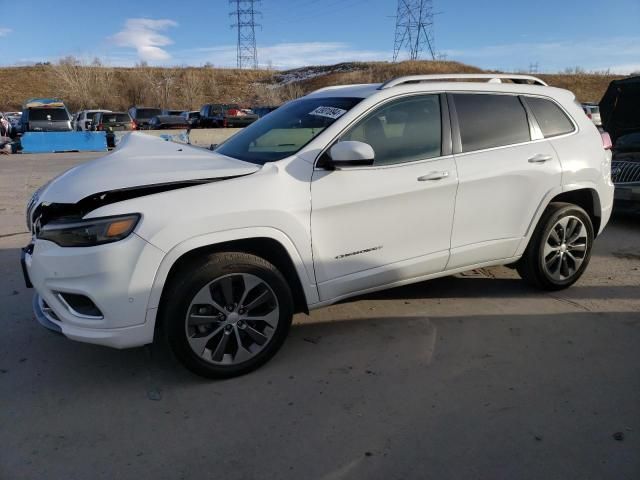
[103,113,131,123]
[135,109,161,118]
[527,97,575,138]
[453,94,530,152]
[28,108,69,121]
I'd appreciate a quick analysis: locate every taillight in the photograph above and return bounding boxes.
[601,132,612,150]
[131,120,137,130]
[97,123,103,131]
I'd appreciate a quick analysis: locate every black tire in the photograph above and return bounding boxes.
[517,202,594,290]
[161,252,294,378]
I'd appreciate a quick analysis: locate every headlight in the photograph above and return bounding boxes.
[37,214,140,247]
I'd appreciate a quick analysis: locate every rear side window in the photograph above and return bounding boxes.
[526,97,575,138]
[341,95,442,165]
[453,94,530,152]
[28,108,70,121]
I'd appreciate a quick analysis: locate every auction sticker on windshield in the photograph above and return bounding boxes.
[309,106,347,120]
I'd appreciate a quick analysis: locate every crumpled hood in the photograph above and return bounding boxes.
[39,132,260,204]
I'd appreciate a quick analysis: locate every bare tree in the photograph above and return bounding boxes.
[181,69,204,110]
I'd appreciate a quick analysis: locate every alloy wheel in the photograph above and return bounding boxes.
[542,215,588,282]
[185,273,280,365]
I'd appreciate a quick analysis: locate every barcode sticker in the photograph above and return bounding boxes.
[308,106,347,120]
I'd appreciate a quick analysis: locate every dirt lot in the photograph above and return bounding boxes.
[1,152,639,480]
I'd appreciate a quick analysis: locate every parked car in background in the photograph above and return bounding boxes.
[252,106,279,118]
[22,74,614,378]
[199,103,259,128]
[582,103,602,127]
[20,98,72,133]
[91,111,134,148]
[148,115,190,130]
[128,107,162,130]
[0,113,10,137]
[600,75,640,212]
[74,109,111,131]
[5,112,22,136]
[181,110,201,128]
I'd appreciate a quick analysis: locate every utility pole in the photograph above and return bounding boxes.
[230,0,260,69]
[529,62,539,74]
[393,0,436,62]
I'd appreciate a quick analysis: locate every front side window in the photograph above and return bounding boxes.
[216,97,362,164]
[526,96,575,138]
[453,93,530,152]
[340,95,442,165]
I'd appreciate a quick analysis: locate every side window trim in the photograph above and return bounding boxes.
[446,93,462,155]
[440,93,453,157]
[519,96,544,141]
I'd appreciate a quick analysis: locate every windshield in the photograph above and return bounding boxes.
[28,108,70,121]
[216,97,362,164]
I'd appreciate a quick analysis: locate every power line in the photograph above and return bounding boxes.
[230,0,261,69]
[393,0,436,61]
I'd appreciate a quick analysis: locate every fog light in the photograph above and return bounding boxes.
[55,292,103,319]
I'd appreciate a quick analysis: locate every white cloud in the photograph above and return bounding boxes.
[442,36,640,74]
[111,18,177,63]
[184,42,390,69]
[0,27,12,37]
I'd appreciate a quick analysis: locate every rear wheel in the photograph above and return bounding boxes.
[517,202,594,290]
[162,252,294,378]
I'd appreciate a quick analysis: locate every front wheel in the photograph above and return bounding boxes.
[161,252,294,378]
[517,202,594,290]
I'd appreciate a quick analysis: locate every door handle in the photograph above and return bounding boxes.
[418,171,449,181]
[528,153,553,163]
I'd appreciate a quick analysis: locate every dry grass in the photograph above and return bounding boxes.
[0,60,624,112]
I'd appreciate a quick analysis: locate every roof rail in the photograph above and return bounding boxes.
[378,74,548,89]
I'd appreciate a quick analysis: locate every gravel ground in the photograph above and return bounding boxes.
[1,152,638,480]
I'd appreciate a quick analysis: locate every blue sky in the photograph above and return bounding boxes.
[1,0,639,73]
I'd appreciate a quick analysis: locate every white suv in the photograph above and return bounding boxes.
[22,74,614,378]
[73,109,112,131]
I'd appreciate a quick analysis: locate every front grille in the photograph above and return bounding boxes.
[611,161,640,184]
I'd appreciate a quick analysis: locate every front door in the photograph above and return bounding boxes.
[311,94,458,301]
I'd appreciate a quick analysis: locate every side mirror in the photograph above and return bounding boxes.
[326,141,375,169]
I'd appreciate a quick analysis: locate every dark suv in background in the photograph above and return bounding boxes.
[20,98,72,133]
[128,107,162,130]
[199,104,258,128]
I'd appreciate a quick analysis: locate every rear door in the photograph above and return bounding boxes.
[447,92,562,269]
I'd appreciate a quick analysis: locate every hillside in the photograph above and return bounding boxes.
[0,60,623,112]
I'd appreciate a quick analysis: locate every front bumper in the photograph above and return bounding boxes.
[25,233,165,349]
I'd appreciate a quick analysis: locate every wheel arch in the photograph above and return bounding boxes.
[147,229,316,339]
[549,187,601,235]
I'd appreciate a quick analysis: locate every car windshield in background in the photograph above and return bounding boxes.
[216,97,362,164]
[137,109,161,118]
[104,113,131,123]
[87,112,103,121]
[29,108,69,121]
